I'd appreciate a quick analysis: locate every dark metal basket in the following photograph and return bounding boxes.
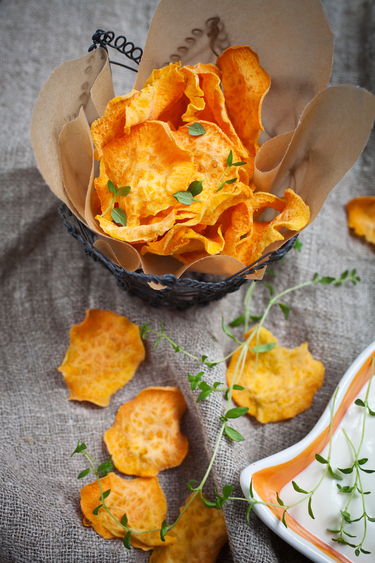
[58,30,297,309]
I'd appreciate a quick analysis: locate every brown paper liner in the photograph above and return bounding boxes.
[31,1,375,281]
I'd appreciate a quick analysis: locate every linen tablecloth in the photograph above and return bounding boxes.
[1,1,374,561]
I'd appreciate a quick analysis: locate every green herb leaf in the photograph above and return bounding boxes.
[358,458,368,465]
[188,180,204,197]
[201,355,208,362]
[188,372,203,391]
[251,342,276,353]
[102,489,111,500]
[361,548,371,555]
[263,283,274,297]
[224,425,245,442]
[123,531,131,550]
[77,468,91,479]
[116,186,131,198]
[187,122,206,136]
[93,504,103,516]
[71,441,87,456]
[319,276,336,285]
[198,381,211,391]
[225,407,249,419]
[196,389,212,403]
[359,467,375,474]
[121,513,128,527]
[98,460,113,475]
[277,303,290,320]
[246,503,253,522]
[341,510,352,522]
[293,240,303,252]
[276,492,284,506]
[222,318,241,343]
[368,406,375,416]
[355,398,366,407]
[107,180,117,195]
[249,315,263,322]
[160,520,169,542]
[292,481,308,494]
[140,322,150,339]
[233,384,245,391]
[343,531,356,538]
[282,510,288,528]
[338,466,354,474]
[111,208,127,226]
[153,336,162,351]
[201,496,217,508]
[173,190,200,205]
[213,382,222,389]
[188,480,197,491]
[232,161,247,166]
[222,485,233,498]
[328,465,343,480]
[327,529,341,534]
[249,479,254,498]
[308,497,315,519]
[226,150,233,166]
[229,315,245,328]
[315,454,328,465]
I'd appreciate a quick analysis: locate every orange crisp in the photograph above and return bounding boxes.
[149,493,228,563]
[104,387,188,477]
[80,472,175,550]
[227,327,325,423]
[58,309,145,407]
[346,196,375,245]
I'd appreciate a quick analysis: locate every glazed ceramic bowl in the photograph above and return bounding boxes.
[241,340,375,563]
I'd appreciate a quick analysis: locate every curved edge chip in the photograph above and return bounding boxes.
[346,196,375,245]
[58,309,145,407]
[104,386,188,477]
[80,472,176,549]
[227,326,325,423]
[149,493,228,563]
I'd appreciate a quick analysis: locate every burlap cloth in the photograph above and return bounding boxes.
[1,1,374,561]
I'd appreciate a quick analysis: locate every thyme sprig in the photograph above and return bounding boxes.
[72,265,361,550]
[328,357,375,557]
[99,180,131,226]
[216,150,247,192]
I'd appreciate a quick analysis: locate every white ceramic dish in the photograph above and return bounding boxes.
[240,340,375,563]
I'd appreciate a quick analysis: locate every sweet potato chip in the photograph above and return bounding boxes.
[95,121,195,228]
[149,493,228,563]
[125,65,186,133]
[91,92,139,159]
[346,196,375,244]
[58,309,145,407]
[235,189,310,265]
[217,45,271,155]
[227,327,324,423]
[104,387,188,477]
[80,472,175,549]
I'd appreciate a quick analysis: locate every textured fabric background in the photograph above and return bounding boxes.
[0,1,374,562]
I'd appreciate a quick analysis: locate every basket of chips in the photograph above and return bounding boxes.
[31,1,375,309]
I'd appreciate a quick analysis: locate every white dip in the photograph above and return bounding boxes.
[281,380,375,562]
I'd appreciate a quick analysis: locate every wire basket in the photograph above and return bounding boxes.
[58,29,297,309]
